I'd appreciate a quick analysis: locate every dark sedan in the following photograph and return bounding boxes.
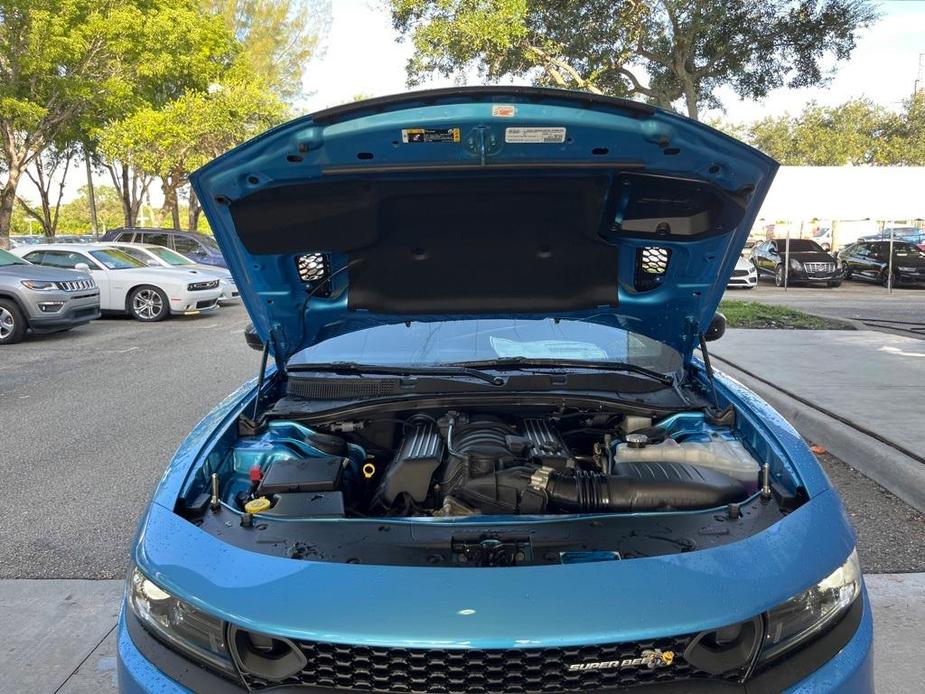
[837,241,925,287]
[750,239,842,287]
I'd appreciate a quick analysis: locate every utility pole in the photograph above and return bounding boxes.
[84,149,99,240]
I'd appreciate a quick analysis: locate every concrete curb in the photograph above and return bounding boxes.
[714,356,925,513]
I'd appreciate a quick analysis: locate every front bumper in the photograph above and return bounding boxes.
[787,267,843,284]
[23,289,100,332]
[218,279,240,303]
[727,268,758,288]
[117,589,873,694]
[168,288,223,315]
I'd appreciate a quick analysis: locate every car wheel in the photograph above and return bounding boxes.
[841,263,852,279]
[0,299,27,345]
[128,286,170,322]
[879,268,899,288]
[774,265,785,287]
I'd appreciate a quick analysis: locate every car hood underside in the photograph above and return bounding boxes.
[191,87,778,366]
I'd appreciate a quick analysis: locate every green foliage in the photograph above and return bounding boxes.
[206,0,331,103]
[719,300,854,330]
[389,0,878,119]
[742,94,925,166]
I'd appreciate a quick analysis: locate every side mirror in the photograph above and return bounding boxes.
[704,313,726,342]
[75,262,90,272]
[244,323,265,351]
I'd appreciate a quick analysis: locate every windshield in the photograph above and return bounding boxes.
[198,235,220,251]
[289,319,682,374]
[0,249,27,266]
[148,246,194,265]
[774,239,825,252]
[89,249,146,269]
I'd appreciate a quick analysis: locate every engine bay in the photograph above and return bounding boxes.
[175,399,806,566]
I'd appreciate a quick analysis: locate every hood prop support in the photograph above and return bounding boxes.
[698,333,719,408]
[239,342,271,436]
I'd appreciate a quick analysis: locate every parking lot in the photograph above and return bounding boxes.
[2,292,924,582]
[0,307,255,579]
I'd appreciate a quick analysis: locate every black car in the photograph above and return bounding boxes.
[837,241,925,286]
[750,238,842,287]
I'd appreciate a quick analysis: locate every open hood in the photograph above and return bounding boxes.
[192,87,777,367]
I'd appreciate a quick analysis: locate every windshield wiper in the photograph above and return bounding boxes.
[287,361,504,386]
[453,357,675,386]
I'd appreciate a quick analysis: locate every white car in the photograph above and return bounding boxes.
[727,255,757,289]
[12,244,222,321]
[100,241,239,303]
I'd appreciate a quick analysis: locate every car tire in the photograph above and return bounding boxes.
[0,299,27,345]
[841,264,852,280]
[879,268,898,288]
[774,265,785,287]
[128,286,170,322]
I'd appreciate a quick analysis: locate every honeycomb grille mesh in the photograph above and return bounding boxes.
[296,253,331,296]
[634,247,671,291]
[243,635,741,692]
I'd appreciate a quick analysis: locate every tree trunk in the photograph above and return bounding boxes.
[187,188,200,231]
[161,178,182,230]
[683,86,699,121]
[0,162,23,250]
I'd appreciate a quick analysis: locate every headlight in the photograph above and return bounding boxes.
[759,549,861,663]
[128,567,235,675]
[789,258,802,271]
[21,280,57,291]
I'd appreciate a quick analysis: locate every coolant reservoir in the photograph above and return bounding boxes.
[613,436,760,489]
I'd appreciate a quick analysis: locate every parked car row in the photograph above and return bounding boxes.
[0,241,238,344]
[732,237,925,290]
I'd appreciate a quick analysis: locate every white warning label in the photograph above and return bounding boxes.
[504,127,567,143]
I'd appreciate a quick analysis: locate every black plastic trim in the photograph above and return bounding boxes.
[310,86,657,125]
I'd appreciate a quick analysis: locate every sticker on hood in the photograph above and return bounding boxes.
[401,128,461,143]
[491,104,517,118]
[505,127,567,143]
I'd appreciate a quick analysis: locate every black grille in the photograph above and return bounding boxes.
[287,377,401,399]
[242,635,741,692]
[634,247,671,291]
[55,279,94,291]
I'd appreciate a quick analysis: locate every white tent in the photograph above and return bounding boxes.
[755,166,925,222]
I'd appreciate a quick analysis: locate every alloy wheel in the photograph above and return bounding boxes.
[0,307,14,339]
[775,265,785,287]
[132,289,165,320]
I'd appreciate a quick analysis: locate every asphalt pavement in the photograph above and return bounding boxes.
[0,306,256,579]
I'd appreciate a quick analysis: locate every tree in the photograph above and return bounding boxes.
[205,0,331,103]
[390,0,878,120]
[0,0,238,248]
[747,99,891,165]
[15,144,76,237]
[99,71,287,230]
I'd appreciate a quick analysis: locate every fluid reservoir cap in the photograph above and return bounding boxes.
[244,497,272,514]
[626,433,649,449]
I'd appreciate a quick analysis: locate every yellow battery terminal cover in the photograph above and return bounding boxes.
[244,497,272,514]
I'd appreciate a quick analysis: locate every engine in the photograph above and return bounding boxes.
[372,411,746,516]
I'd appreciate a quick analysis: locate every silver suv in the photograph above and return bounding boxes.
[0,248,101,344]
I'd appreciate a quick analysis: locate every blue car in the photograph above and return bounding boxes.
[118,88,872,694]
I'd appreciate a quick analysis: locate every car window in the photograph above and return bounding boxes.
[892,243,924,257]
[145,233,171,246]
[174,236,206,255]
[147,246,194,265]
[772,239,824,252]
[0,248,28,266]
[118,246,155,264]
[88,248,146,269]
[116,232,135,242]
[40,250,91,269]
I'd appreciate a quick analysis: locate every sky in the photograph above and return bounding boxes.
[19,0,925,208]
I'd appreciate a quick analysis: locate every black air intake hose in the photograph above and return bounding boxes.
[546,467,744,512]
